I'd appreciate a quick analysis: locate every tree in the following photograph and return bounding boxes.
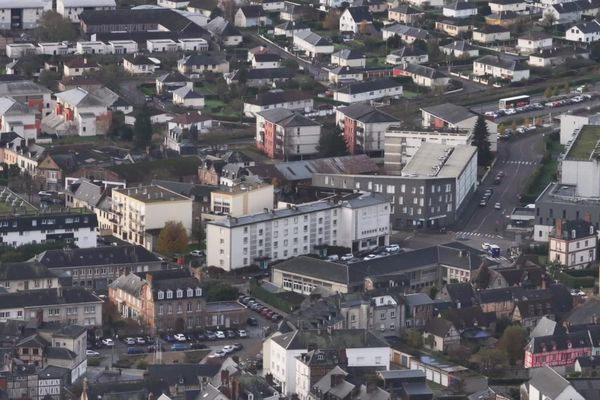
[205,280,239,302]
[470,348,508,373]
[511,119,517,130]
[34,11,78,42]
[424,334,435,349]
[429,286,438,299]
[552,86,560,97]
[407,329,423,349]
[358,20,370,35]
[133,105,152,149]
[498,124,505,136]
[426,39,442,63]
[471,115,492,166]
[498,325,527,365]
[523,117,530,128]
[563,82,570,94]
[318,126,348,157]
[322,10,341,30]
[544,86,553,98]
[221,0,238,22]
[386,35,401,49]
[156,221,189,255]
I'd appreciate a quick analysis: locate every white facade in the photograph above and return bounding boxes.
[206,194,390,271]
[108,40,138,54]
[559,113,600,145]
[331,53,366,68]
[549,231,596,269]
[147,39,179,53]
[421,110,498,152]
[333,83,403,104]
[269,337,305,395]
[561,159,600,197]
[566,21,600,43]
[255,109,321,159]
[112,186,193,250]
[6,44,37,59]
[518,36,553,53]
[157,0,189,8]
[407,0,444,7]
[443,5,477,18]
[243,97,314,117]
[472,29,510,43]
[339,8,372,33]
[76,41,108,55]
[0,0,52,30]
[490,0,526,13]
[57,0,116,22]
[178,38,209,52]
[252,59,281,69]
[473,59,530,82]
[293,31,334,57]
[123,58,157,75]
[384,128,472,167]
[37,42,70,56]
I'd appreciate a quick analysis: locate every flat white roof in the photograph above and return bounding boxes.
[402,143,476,178]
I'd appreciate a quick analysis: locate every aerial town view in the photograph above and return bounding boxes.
[0,0,597,398]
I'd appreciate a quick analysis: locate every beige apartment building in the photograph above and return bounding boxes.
[112,185,193,250]
[210,183,274,217]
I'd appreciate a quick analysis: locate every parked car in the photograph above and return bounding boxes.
[86,350,100,357]
[174,333,187,342]
[385,244,400,252]
[189,250,205,257]
[363,254,377,261]
[340,253,354,261]
[479,198,488,207]
[233,343,243,351]
[209,350,226,358]
[171,343,188,351]
[125,337,136,345]
[270,314,282,321]
[247,317,258,326]
[128,347,145,354]
[205,331,217,340]
[164,335,175,343]
[195,332,206,341]
[261,308,271,316]
[136,337,146,345]
[101,338,114,347]
[238,329,248,338]
[215,331,226,339]
[191,343,208,349]
[226,330,236,338]
[494,202,501,210]
[222,345,235,354]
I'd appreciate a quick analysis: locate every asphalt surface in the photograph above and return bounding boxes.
[453,132,545,247]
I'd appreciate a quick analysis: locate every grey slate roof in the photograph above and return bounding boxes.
[0,261,55,281]
[337,78,403,95]
[528,366,572,398]
[401,63,444,79]
[346,6,373,22]
[445,1,476,10]
[332,49,365,60]
[245,90,313,106]
[46,347,77,360]
[338,104,400,123]
[257,108,319,127]
[441,40,477,52]
[573,19,600,33]
[475,55,528,71]
[244,68,293,80]
[0,287,101,309]
[35,245,161,268]
[272,329,388,350]
[421,103,474,124]
[294,30,332,46]
[109,273,145,297]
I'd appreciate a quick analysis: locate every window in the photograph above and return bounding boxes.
[158,305,164,315]
[177,303,182,313]
[187,303,192,312]
[158,290,164,300]
[195,288,202,297]
[187,288,193,297]
[176,289,183,298]
[166,290,173,299]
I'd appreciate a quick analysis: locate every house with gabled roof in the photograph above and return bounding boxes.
[388,4,424,24]
[443,1,477,18]
[472,24,511,43]
[423,318,460,351]
[172,86,204,109]
[274,20,310,37]
[243,90,314,117]
[386,46,428,65]
[473,54,530,82]
[123,54,157,75]
[293,31,334,58]
[340,6,374,33]
[524,365,586,399]
[440,40,479,58]
[177,53,230,76]
[331,49,366,68]
[0,97,38,141]
[156,71,191,94]
[435,18,473,37]
[566,19,600,43]
[333,78,403,104]
[489,0,527,13]
[234,5,270,27]
[517,31,553,53]
[543,2,582,25]
[51,87,114,136]
[525,331,592,368]
[206,16,243,47]
[381,23,428,43]
[392,63,449,88]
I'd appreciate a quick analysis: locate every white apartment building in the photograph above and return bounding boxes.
[473,55,530,82]
[264,329,390,396]
[147,39,179,53]
[0,209,98,248]
[111,185,193,250]
[489,0,527,13]
[57,0,116,22]
[210,183,274,217]
[206,193,390,271]
[559,111,600,144]
[561,125,600,198]
[0,97,38,141]
[255,108,321,160]
[549,220,597,269]
[384,127,472,169]
[0,0,52,30]
[243,91,314,117]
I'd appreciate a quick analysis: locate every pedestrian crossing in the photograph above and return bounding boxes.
[456,231,502,239]
[502,160,537,165]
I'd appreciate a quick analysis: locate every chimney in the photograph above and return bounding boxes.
[146,273,153,287]
[556,219,563,237]
[585,211,592,223]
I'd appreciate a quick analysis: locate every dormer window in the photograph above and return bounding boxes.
[195,287,202,297]
[176,289,183,298]
[158,290,164,300]
[187,288,193,297]
[167,290,173,299]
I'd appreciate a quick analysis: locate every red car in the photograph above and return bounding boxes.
[261,308,271,316]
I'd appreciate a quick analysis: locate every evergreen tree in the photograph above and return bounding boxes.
[318,126,348,157]
[472,115,492,166]
[133,105,152,149]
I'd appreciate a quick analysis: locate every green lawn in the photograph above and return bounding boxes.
[108,157,202,184]
[565,125,600,160]
[205,99,226,109]
[403,90,420,99]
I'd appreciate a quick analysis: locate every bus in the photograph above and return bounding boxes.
[499,95,530,110]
